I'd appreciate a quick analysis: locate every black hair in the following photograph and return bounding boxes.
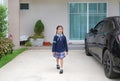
[56,25,64,34]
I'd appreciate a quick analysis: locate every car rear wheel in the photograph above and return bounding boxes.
[85,39,92,56]
[103,50,119,78]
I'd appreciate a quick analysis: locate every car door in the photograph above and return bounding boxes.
[94,20,114,61]
[87,21,104,55]
[90,21,104,59]
[87,29,96,52]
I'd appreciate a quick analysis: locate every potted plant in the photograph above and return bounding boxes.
[29,20,44,46]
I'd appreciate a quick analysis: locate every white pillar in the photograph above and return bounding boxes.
[8,0,20,49]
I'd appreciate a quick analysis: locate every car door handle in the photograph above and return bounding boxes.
[101,36,105,38]
[93,42,96,44]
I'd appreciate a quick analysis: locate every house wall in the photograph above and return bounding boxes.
[20,0,68,43]
[8,0,20,49]
[20,0,120,43]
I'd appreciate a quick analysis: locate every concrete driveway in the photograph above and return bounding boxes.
[0,49,120,81]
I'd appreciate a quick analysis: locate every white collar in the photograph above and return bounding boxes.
[56,34,63,37]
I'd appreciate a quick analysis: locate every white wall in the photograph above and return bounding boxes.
[20,0,69,43]
[8,0,20,49]
[0,0,8,6]
[0,0,3,4]
[20,0,120,43]
[107,0,119,16]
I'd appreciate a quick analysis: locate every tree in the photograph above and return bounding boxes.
[0,4,7,38]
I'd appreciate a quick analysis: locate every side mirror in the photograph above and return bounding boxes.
[90,28,94,32]
[94,29,98,33]
[90,28,98,34]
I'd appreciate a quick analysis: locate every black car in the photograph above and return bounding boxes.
[85,16,120,78]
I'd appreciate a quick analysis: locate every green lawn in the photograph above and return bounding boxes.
[0,48,26,68]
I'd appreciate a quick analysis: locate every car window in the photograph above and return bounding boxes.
[100,21,114,33]
[115,17,120,28]
[94,21,104,32]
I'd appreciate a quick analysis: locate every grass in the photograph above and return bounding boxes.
[0,48,26,68]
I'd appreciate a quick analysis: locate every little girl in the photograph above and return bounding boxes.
[52,25,68,74]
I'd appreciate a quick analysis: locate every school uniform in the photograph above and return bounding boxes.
[52,34,68,59]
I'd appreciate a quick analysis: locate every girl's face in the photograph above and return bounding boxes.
[57,27,63,35]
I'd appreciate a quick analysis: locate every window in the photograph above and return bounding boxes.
[94,21,104,33]
[20,3,29,10]
[89,3,107,29]
[100,21,114,33]
[69,3,87,40]
[69,2,107,40]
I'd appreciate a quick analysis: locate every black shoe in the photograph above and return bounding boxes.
[56,65,60,69]
[59,69,63,74]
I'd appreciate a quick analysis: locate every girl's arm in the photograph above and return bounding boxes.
[64,36,68,52]
[52,36,56,52]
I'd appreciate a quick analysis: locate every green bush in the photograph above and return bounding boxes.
[0,4,7,38]
[34,20,44,36]
[25,41,32,47]
[0,38,14,58]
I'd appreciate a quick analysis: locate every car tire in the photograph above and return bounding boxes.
[103,50,119,78]
[85,39,92,56]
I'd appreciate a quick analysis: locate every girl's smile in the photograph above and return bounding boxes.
[57,26,63,35]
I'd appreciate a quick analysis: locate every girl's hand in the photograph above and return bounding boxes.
[53,52,55,56]
[66,52,68,55]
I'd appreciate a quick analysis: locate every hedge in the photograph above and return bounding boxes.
[0,38,14,58]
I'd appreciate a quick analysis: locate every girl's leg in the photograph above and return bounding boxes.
[59,58,63,74]
[56,58,59,65]
[56,58,60,69]
[60,58,63,68]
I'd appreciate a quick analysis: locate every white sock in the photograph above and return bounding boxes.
[60,68,63,70]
